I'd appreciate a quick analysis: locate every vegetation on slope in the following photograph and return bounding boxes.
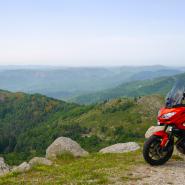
[0,91,81,164]
[0,89,163,165]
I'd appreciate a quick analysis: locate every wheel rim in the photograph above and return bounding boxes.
[148,139,168,160]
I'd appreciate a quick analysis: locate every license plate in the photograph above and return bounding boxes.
[145,126,165,138]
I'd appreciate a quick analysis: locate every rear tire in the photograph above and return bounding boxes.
[143,135,174,165]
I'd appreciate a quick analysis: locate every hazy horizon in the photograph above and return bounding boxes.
[0,64,185,68]
[0,0,185,66]
[0,64,184,67]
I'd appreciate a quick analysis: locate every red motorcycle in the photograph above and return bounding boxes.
[143,80,185,165]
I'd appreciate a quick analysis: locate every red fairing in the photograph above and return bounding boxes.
[158,107,185,130]
[154,131,169,147]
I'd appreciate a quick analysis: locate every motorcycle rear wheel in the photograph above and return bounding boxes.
[143,135,174,165]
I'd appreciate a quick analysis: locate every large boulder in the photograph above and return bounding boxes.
[46,137,89,159]
[145,126,165,138]
[99,142,140,154]
[0,157,10,176]
[29,157,52,167]
[12,162,30,173]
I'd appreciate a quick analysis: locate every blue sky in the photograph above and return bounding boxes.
[0,0,185,66]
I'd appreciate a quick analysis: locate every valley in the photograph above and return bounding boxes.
[0,66,183,101]
[72,72,185,104]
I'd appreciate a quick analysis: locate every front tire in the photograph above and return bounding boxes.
[143,135,174,165]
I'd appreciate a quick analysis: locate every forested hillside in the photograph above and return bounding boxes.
[0,91,81,164]
[0,90,164,165]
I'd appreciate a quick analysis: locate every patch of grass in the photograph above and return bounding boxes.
[172,155,184,161]
[121,176,143,181]
[0,150,144,185]
[56,152,76,161]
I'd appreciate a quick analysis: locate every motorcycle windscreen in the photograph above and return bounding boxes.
[166,79,185,107]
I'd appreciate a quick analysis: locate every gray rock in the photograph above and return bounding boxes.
[46,137,89,159]
[0,157,10,176]
[29,157,52,167]
[99,142,140,153]
[12,162,30,173]
[145,126,165,138]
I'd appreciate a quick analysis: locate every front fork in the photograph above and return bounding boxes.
[153,125,173,147]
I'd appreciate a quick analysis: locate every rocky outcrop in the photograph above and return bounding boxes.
[99,142,140,153]
[0,157,10,176]
[46,137,89,159]
[12,162,30,173]
[29,157,52,167]
[10,157,52,174]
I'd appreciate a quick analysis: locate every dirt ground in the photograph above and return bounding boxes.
[126,161,185,185]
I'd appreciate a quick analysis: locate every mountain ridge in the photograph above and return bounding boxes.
[0,66,183,100]
[71,72,185,104]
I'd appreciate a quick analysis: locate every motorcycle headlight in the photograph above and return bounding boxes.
[161,112,176,119]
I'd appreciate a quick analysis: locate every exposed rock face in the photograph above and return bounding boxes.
[99,142,140,153]
[0,157,10,176]
[29,157,52,167]
[46,137,89,159]
[12,162,30,173]
[137,95,163,113]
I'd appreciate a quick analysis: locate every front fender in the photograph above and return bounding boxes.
[153,130,169,147]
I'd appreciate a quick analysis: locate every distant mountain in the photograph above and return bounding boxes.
[71,72,185,104]
[0,66,183,100]
[129,69,181,81]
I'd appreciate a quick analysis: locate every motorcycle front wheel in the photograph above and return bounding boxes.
[143,135,174,165]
